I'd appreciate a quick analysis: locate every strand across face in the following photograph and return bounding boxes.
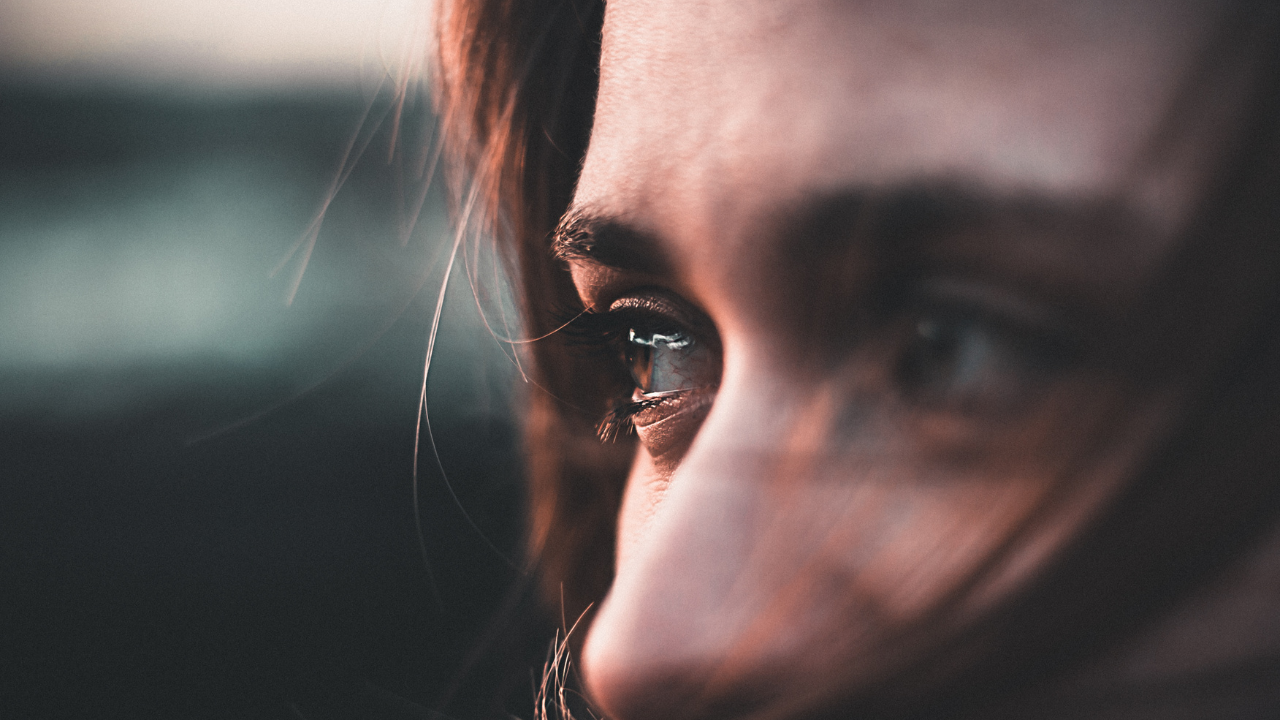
[556,1,1249,717]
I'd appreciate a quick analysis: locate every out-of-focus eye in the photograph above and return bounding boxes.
[895,310,1071,412]
[625,326,708,394]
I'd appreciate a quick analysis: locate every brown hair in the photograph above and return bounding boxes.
[434,0,1280,713]
[433,0,619,626]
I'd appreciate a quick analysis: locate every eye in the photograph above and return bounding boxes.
[625,326,703,394]
[558,292,721,399]
[565,293,721,445]
[894,307,1073,412]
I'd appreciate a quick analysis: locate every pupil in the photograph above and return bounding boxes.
[626,341,654,392]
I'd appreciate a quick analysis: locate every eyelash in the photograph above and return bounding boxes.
[558,306,704,441]
[596,395,665,442]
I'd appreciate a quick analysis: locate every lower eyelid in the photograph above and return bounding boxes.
[632,389,714,429]
[633,390,716,460]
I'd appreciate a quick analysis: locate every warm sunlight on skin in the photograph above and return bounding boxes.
[560,1,1253,718]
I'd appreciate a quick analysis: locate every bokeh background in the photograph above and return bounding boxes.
[0,3,536,718]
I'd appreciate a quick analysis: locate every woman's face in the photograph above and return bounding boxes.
[560,1,1250,717]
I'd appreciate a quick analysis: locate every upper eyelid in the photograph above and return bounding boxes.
[558,296,696,348]
[912,278,1061,328]
[609,293,689,321]
[608,289,716,336]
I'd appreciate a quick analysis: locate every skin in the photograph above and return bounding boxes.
[556,1,1267,718]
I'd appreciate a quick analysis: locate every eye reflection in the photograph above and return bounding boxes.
[626,327,700,394]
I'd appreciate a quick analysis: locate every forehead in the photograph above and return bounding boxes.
[575,0,1227,247]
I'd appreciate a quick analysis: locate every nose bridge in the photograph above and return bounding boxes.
[582,357,832,720]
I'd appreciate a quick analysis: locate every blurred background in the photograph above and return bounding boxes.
[0,2,536,718]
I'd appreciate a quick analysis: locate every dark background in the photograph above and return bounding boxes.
[0,81,539,719]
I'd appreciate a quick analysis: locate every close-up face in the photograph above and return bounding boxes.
[555,1,1270,718]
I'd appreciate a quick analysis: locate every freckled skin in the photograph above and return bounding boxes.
[562,1,1264,719]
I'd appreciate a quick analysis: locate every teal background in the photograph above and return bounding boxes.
[0,82,534,719]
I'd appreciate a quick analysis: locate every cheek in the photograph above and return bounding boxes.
[615,449,666,574]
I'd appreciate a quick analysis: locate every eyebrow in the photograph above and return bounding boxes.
[552,208,673,275]
[782,184,1142,262]
[552,184,1150,289]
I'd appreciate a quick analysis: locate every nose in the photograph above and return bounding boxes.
[580,366,825,720]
